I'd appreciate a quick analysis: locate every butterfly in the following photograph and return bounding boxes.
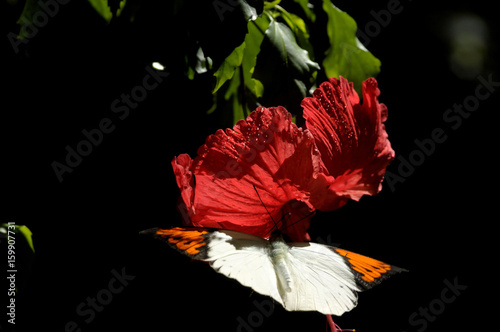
[141,226,406,316]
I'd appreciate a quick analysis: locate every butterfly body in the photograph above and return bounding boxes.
[142,226,406,316]
[269,231,294,293]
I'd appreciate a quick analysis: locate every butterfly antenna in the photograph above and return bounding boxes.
[252,185,279,232]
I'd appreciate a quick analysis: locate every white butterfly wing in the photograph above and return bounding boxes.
[282,242,360,316]
[145,227,404,316]
[203,230,284,307]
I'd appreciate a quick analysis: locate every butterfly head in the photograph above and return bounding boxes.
[269,229,285,243]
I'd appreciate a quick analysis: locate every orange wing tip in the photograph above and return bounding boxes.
[141,227,211,258]
[334,248,406,290]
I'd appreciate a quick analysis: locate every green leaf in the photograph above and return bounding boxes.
[18,225,35,252]
[223,66,242,101]
[184,55,196,80]
[292,0,316,22]
[213,42,246,93]
[206,94,218,115]
[252,18,319,117]
[16,0,41,40]
[265,20,320,76]
[88,0,113,23]
[116,0,127,17]
[210,17,268,122]
[237,0,260,21]
[186,46,213,80]
[321,0,381,93]
[277,6,314,57]
[241,17,269,99]
[228,70,246,122]
[264,0,282,10]
[194,47,213,75]
[87,0,127,23]
[14,0,127,40]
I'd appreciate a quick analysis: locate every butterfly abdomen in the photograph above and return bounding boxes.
[270,239,293,293]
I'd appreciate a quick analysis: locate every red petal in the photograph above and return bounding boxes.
[171,154,195,217]
[302,77,395,210]
[172,106,332,239]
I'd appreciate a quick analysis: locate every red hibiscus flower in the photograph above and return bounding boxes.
[302,76,395,211]
[172,77,393,241]
[172,106,333,241]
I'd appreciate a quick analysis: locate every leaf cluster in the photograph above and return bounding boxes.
[13,0,381,125]
[183,0,381,124]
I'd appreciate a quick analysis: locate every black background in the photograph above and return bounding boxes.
[2,0,497,331]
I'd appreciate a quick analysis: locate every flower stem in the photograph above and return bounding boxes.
[326,315,355,332]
